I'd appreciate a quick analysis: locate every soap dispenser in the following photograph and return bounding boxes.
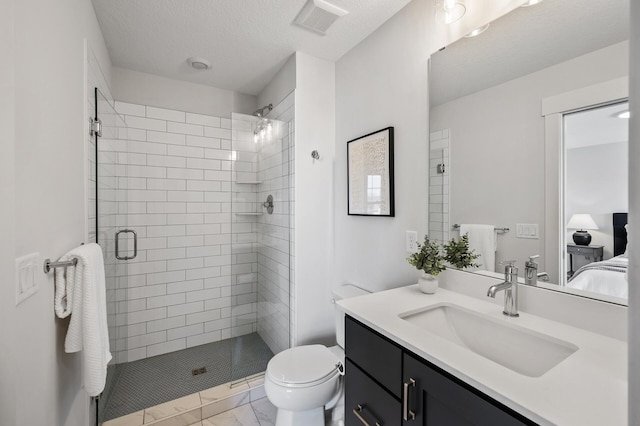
[525,255,540,286]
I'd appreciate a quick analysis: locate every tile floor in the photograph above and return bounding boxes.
[197,399,276,426]
[103,375,274,426]
[103,333,273,421]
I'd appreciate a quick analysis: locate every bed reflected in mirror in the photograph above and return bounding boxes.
[563,103,628,300]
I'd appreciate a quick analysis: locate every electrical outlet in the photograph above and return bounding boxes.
[16,252,40,306]
[406,231,418,252]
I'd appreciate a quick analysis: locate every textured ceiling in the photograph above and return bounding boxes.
[92,0,412,95]
[430,0,629,106]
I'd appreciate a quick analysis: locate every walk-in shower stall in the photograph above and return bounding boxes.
[90,85,295,422]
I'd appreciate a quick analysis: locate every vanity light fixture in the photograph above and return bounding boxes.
[617,110,630,119]
[567,214,599,246]
[436,0,466,24]
[521,0,543,7]
[465,24,490,38]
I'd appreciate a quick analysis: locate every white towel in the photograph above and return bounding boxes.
[54,243,112,397]
[54,258,76,318]
[459,224,497,272]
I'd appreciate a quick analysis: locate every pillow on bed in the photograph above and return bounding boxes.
[625,224,629,255]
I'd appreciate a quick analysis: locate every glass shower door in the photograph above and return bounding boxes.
[230,110,291,382]
[94,88,130,423]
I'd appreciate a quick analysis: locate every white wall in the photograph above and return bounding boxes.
[4,0,112,424]
[430,41,628,278]
[566,142,628,261]
[257,55,296,110]
[294,53,336,345]
[0,2,16,425]
[334,0,430,293]
[628,1,639,422]
[112,67,256,118]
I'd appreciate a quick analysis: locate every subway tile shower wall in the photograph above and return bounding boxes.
[106,102,245,363]
[428,130,450,246]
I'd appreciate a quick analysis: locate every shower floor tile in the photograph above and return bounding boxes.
[103,333,273,422]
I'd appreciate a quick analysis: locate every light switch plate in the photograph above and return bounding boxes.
[16,252,40,306]
[516,223,539,239]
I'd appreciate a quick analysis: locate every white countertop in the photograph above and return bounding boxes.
[338,285,627,426]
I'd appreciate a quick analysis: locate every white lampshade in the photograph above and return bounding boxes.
[567,214,599,231]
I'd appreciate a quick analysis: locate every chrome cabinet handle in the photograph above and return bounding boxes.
[115,229,137,260]
[403,378,416,421]
[352,404,381,426]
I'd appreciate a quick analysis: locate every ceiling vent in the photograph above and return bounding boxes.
[293,0,348,35]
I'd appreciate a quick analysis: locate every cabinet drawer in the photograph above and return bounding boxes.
[345,358,401,426]
[346,316,403,397]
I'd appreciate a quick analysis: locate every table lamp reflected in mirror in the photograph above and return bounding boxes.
[567,214,599,246]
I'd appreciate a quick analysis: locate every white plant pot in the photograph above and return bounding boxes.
[418,273,438,294]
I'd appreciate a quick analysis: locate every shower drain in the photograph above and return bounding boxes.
[191,367,207,376]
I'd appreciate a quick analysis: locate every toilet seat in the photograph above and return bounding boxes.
[267,345,343,389]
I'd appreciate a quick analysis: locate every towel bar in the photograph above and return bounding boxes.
[43,258,78,274]
[452,224,509,233]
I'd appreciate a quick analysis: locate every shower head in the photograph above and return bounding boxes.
[253,104,273,117]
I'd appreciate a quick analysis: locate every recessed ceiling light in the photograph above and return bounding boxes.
[617,111,630,119]
[187,57,211,70]
[465,24,490,38]
[521,0,543,7]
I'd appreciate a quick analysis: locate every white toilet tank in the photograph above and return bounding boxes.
[331,284,370,348]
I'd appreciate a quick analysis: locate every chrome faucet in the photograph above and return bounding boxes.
[537,272,550,282]
[524,255,540,286]
[487,261,519,317]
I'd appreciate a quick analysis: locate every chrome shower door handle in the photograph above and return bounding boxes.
[115,229,137,260]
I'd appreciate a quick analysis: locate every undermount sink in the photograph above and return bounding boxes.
[399,303,578,377]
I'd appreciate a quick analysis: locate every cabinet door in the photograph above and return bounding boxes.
[345,358,401,426]
[346,316,403,398]
[402,354,535,426]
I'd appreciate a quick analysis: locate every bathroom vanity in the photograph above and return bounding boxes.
[339,285,627,425]
[345,316,533,425]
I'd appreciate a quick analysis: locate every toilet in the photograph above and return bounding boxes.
[265,284,370,426]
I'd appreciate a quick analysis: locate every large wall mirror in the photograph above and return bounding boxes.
[428,0,629,304]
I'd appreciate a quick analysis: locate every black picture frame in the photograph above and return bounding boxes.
[347,127,395,216]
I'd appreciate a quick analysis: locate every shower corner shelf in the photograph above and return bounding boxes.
[235,180,263,184]
[235,212,263,216]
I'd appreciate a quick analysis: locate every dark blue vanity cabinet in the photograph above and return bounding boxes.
[344,316,537,426]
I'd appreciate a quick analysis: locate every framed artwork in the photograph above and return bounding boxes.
[347,127,395,216]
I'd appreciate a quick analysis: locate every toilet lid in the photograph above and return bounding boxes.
[268,345,340,385]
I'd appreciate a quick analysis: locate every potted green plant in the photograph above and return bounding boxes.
[407,235,446,293]
[443,233,480,270]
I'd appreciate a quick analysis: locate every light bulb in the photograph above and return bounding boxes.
[436,0,466,24]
